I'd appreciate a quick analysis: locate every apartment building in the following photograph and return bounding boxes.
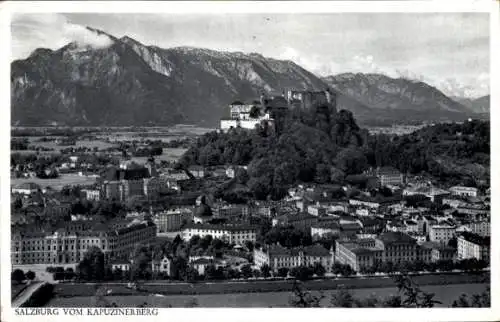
[272,213,318,232]
[307,205,327,217]
[466,220,490,237]
[154,209,193,233]
[213,204,250,218]
[100,166,151,202]
[457,232,490,262]
[449,186,479,198]
[402,185,450,203]
[188,166,205,179]
[335,238,383,272]
[182,223,257,245]
[429,224,456,244]
[11,182,41,195]
[82,189,102,201]
[11,220,156,265]
[375,166,404,187]
[375,232,418,263]
[254,244,332,272]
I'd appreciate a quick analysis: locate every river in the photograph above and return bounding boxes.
[47,283,488,308]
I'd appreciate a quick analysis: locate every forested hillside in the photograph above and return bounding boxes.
[366,120,490,187]
[180,106,489,200]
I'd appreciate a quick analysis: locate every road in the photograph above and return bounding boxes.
[59,269,489,287]
[51,270,488,299]
[12,282,45,308]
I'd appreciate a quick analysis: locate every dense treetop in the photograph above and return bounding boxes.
[180,104,489,200]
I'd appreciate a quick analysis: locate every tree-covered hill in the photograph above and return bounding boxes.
[181,106,369,200]
[180,107,489,200]
[365,120,490,187]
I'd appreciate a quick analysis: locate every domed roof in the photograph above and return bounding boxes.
[194,204,212,218]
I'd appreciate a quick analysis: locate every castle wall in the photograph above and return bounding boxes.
[220,119,275,132]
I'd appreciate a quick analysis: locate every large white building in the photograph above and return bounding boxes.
[11,182,41,195]
[457,232,490,262]
[220,101,275,131]
[307,205,327,217]
[154,209,193,233]
[11,220,156,265]
[254,244,333,272]
[402,185,450,203]
[335,238,383,272]
[375,167,404,186]
[449,186,478,198]
[82,189,101,201]
[182,223,257,245]
[466,220,490,237]
[429,224,456,244]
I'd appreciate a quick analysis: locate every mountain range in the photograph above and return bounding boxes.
[451,95,490,114]
[11,27,488,127]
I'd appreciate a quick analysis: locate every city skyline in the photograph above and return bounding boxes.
[11,12,489,98]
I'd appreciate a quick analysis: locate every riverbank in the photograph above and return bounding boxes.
[52,271,489,298]
[47,283,489,308]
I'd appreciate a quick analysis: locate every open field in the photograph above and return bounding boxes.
[12,137,117,150]
[11,125,213,152]
[95,126,213,142]
[11,174,97,190]
[46,283,488,308]
[11,150,61,155]
[130,148,187,163]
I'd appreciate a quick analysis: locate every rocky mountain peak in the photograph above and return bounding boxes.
[11,32,483,127]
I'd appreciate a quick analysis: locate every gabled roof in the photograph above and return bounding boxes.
[377,166,401,175]
[459,232,490,246]
[312,221,340,230]
[191,258,214,265]
[378,232,416,244]
[303,244,330,256]
[340,222,362,231]
[351,247,376,255]
[264,244,330,257]
[110,259,131,265]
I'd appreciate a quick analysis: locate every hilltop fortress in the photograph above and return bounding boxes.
[220,88,337,132]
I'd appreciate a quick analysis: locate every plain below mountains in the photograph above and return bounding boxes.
[11,27,488,127]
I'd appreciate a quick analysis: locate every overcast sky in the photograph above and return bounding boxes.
[11,12,489,98]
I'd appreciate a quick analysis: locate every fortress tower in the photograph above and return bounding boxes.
[325,88,337,114]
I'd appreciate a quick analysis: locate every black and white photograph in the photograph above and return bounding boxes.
[1,0,497,320]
